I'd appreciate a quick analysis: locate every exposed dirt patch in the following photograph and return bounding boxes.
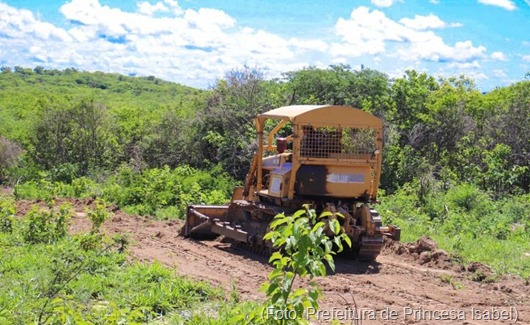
[14,200,530,324]
[383,236,454,270]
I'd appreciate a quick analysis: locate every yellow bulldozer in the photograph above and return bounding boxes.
[181,105,400,261]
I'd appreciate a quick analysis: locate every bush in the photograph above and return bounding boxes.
[21,202,71,244]
[0,196,15,233]
[0,136,22,183]
[102,165,236,218]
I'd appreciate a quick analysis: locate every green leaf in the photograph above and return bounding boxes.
[268,268,284,281]
[292,288,307,298]
[335,212,345,219]
[319,211,333,218]
[324,239,333,253]
[329,219,340,235]
[332,236,342,249]
[270,217,289,229]
[283,223,294,237]
[269,251,283,263]
[267,283,280,295]
[293,209,306,217]
[342,234,352,248]
[263,231,278,241]
[228,314,245,324]
[311,221,325,233]
[324,254,335,272]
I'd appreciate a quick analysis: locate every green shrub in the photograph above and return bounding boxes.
[444,183,492,215]
[102,165,235,218]
[86,199,111,234]
[21,203,72,244]
[13,165,236,219]
[0,197,15,233]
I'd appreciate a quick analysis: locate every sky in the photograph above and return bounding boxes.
[1,0,529,91]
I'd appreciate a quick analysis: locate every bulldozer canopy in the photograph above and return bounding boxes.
[257,105,382,128]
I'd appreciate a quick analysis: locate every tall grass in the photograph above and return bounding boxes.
[379,182,530,278]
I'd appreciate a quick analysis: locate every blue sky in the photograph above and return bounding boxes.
[1,0,529,90]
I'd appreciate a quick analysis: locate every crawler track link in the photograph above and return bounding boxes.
[357,208,384,261]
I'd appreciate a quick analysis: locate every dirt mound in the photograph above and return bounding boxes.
[408,236,438,254]
[383,236,453,269]
[466,261,495,282]
[384,236,504,284]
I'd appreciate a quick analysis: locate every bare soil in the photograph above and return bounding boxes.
[15,200,530,324]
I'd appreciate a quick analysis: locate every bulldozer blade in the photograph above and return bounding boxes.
[379,225,401,241]
[181,205,229,239]
[211,222,249,243]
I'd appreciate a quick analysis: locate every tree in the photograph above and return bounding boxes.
[281,64,390,113]
[30,98,118,181]
[196,66,272,179]
[142,108,198,168]
[233,207,351,324]
[0,137,22,182]
[481,81,530,192]
[389,70,439,145]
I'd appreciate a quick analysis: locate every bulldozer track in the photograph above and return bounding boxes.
[357,208,384,261]
[230,206,386,263]
[232,241,272,257]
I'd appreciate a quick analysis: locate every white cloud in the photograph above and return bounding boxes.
[0,3,71,42]
[289,38,329,52]
[370,0,401,8]
[0,0,314,87]
[466,71,489,80]
[332,57,348,65]
[388,65,425,79]
[522,55,530,62]
[491,51,507,61]
[449,61,481,69]
[492,69,507,78]
[399,14,462,30]
[333,7,485,62]
[477,0,516,11]
[137,1,169,16]
[136,0,183,16]
[161,0,184,15]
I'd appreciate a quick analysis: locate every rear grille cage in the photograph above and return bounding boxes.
[300,126,376,159]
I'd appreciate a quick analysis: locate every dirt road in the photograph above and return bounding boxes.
[16,199,529,324]
[80,211,529,325]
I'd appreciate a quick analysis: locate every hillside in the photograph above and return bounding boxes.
[0,67,204,143]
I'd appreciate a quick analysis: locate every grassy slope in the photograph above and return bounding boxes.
[0,69,204,143]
